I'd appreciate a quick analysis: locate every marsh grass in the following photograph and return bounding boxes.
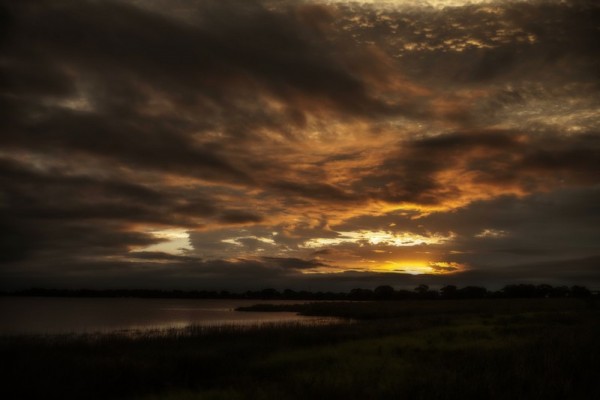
[2,299,599,399]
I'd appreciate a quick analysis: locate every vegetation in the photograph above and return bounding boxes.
[6,283,596,300]
[2,298,599,399]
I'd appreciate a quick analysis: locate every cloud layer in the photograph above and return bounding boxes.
[1,0,599,290]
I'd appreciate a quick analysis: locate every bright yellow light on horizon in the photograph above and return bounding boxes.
[378,260,432,274]
[357,260,465,275]
[323,0,497,8]
[301,259,465,275]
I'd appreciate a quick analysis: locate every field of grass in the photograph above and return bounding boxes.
[2,298,599,399]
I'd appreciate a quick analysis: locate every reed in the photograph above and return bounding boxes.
[2,298,598,399]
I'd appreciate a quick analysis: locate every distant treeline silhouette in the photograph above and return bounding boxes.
[4,284,596,300]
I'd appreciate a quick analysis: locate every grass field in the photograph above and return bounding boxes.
[2,298,599,399]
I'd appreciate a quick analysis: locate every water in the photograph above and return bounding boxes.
[0,297,327,335]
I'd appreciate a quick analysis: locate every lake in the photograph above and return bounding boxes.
[0,297,328,335]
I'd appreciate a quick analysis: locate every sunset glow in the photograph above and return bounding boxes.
[376,261,465,275]
[302,230,453,249]
[1,0,598,291]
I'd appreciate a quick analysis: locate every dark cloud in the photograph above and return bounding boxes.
[270,180,358,203]
[439,188,600,267]
[1,0,598,290]
[327,184,599,280]
[0,156,218,226]
[261,256,328,270]
[218,211,264,225]
[127,251,203,263]
[337,0,600,84]
[3,254,598,292]
[351,129,600,206]
[0,216,32,263]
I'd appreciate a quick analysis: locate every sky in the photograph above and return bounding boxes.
[1,0,599,291]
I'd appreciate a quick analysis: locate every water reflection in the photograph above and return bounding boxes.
[0,297,333,335]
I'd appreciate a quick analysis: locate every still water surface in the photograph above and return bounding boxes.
[0,297,325,335]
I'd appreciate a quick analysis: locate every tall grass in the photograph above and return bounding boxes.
[2,299,598,399]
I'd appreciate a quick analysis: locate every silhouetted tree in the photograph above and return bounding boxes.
[535,284,553,298]
[501,284,536,298]
[12,283,596,301]
[550,285,570,298]
[413,284,439,299]
[349,288,374,300]
[374,285,395,300]
[440,285,458,299]
[415,284,429,294]
[570,285,591,298]
[393,290,414,300]
[260,288,280,299]
[457,286,487,299]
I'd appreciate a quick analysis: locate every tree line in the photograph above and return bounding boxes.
[3,283,596,300]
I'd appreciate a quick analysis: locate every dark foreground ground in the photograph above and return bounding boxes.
[2,298,599,399]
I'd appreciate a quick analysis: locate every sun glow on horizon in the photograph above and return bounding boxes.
[299,258,466,275]
[376,260,465,274]
[321,0,499,8]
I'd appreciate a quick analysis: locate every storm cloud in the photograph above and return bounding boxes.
[1,0,598,290]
